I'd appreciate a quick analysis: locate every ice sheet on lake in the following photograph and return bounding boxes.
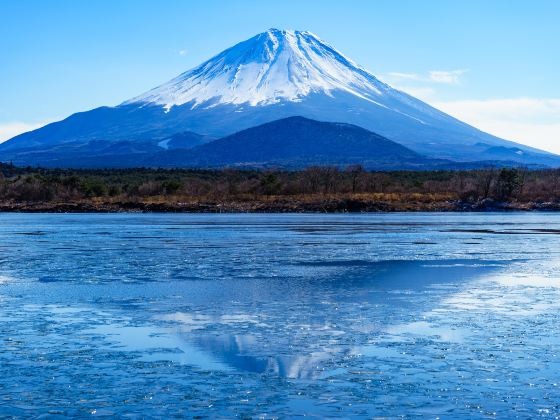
[1,213,560,417]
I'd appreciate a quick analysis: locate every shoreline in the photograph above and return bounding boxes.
[1,198,559,213]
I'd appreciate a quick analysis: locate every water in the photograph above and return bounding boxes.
[1,213,560,418]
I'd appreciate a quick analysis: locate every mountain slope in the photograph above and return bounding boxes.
[0,129,214,168]
[1,28,558,167]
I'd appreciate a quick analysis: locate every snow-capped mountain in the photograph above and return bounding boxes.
[1,28,558,168]
[123,29,444,126]
[125,29,397,109]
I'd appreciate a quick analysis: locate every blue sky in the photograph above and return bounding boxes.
[1,0,559,152]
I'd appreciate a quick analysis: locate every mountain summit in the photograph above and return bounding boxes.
[1,29,558,168]
[124,29,395,109]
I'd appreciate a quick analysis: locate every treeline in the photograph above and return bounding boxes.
[0,163,559,204]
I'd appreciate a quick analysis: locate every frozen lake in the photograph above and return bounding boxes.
[1,213,560,417]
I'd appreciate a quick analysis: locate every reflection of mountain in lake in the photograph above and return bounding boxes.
[170,259,513,378]
[187,334,330,379]
[286,258,513,297]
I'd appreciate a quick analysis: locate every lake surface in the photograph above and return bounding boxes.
[1,213,560,418]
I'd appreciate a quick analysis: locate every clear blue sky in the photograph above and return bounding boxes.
[1,0,559,152]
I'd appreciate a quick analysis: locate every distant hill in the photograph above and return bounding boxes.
[147,116,504,170]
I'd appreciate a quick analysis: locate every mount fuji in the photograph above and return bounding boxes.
[1,28,558,168]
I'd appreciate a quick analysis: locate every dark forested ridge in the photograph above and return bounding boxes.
[1,163,560,212]
[149,116,429,169]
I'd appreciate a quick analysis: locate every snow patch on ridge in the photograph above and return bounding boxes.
[158,139,170,149]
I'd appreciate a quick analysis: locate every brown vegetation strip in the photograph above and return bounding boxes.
[1,164,560,212]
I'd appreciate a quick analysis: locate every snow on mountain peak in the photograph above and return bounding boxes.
[123,29,392,109]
